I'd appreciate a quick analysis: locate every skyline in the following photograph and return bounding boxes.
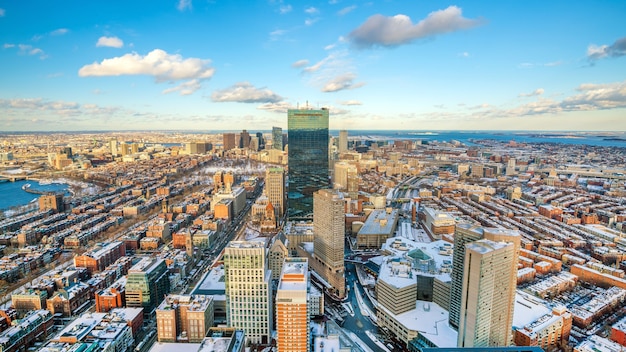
[1,1,626,131]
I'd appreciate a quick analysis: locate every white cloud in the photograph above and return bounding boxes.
[279,5,292,14]
[177,0,192,11]
[587,37,626,61]
[468,80,626,120]
[305,7,319,14]
[257,101,296,113]
[270,29,286,37]
[518,88,544,97]
[3,43,14,49]
[16,44,47,59]
[162,79,201,96]
[305,18,319,26]
[322,73,365,92]
[340,100,362,105]
[302,54,334,73]
[51,28,69,36]
[459,51,470,58]
[348,6,483,48]
[338,5,356,16]
[0,8,5,17]
[212,82,283,103]
[96,36,124,48]
[518,61,563,69]
[291,59,309,68]
[324,43,336,50]
[78,49,214,81]
[79,49,213,95]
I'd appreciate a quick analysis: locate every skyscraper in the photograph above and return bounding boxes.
[272,126,283,151]
[313,189,345,298]
[239,129,250,149]
[223,133,236,151]
[449,224,521,330]
[287,108,329,219]
[457,239,516,347]
[338,130,348,153]
[276,258,309,352]
[265,167,285,219]
[224,241,272,345]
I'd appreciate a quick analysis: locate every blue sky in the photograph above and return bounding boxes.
[1,0,625,131]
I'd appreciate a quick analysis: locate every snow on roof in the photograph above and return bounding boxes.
[512,291,551,329]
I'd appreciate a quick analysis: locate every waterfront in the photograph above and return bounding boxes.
[0,180,69,211]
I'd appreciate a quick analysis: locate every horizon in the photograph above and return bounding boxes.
[1,1,625,131]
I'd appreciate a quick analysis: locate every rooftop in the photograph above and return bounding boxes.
[358,209,399,236]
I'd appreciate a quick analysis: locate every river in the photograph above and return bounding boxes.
[0,180,69,211]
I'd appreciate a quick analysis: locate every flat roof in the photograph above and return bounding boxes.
[358,209,398,236]
[193,265,226,296]
[381,300,457,347]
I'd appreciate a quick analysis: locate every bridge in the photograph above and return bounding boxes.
[0,174,38,182]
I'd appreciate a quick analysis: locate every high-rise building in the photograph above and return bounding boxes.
[457,239,516,347]
[449,224,520,331]
[125,258,170,314]
[276,258,309,352]
[313,189,345,298]
[256,132,265,150]
[272,127,283,151]
[239,130,250,149]
[223,133,236,151]
[224,241,272,345]
[338,130,348,153]
[287,108,330,219]
[120,143,131,156]
[156,294,214,343]
[333,161,357,190]
[265,167,285,219]
[110,139,118,156]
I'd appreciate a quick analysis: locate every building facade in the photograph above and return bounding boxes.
[287,108,329,219]
[276,258,309,352]
[125,258,170,314]
[457,240,516,347]
[265,167,286,219]
[224,241,272,345]
[313,189,345,298]
[272,126,283,151]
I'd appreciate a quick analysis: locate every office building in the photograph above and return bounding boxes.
[449,224,520,330]
[126,257,170,314]
[239,130,250,149]
[338,130,348,153]
[276,258,309,352]
[333,161,357,191]
[265,167,286,219]
[313,189,345,298]
[223,241,272,345]
[356,208,399,249]
[38,194,65,212]
[223,133,236,151]
[272,127,283,151]
[156,294,214,343]
[457,239,516,347]
[287,108,330,219]
[110,139,118,156]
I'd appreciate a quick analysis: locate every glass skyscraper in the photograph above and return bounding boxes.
[287,108,329,219]
[272,126,283,151]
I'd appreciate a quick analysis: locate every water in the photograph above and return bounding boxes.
[0,180,69,211]
[333,130,626,148]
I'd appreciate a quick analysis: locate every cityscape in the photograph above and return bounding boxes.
[2,1,626,352]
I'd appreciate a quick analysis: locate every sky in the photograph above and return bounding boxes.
[0,1,625,132]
